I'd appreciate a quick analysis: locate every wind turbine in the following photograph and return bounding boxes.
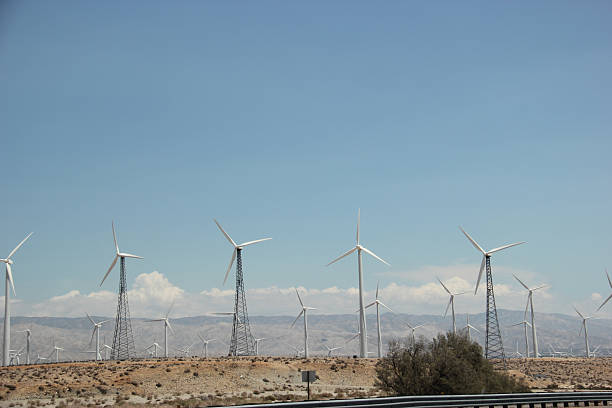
[16,328,32,365]
[51,340,64,363]
[460,227,525,360]
[364,281,394,358]
[34,353,47,364]
[197,334,215,358]
[324,344,343,357]
[99,222,143,360]
[146,342,161,358]
[596,269,612,312]
[513,274,547,359]
[437,277,467,334]
[509,319,532,358]
[253,337,266,356]
[291,288,316,358]
[214,219,270,356]
[404,321,425,344]
[86,314,110,361]
[175,342,197,357]
[1,232,33,366]
[574,306,595,358]
[511,340,523,358]
[462,315,480,342]
[327,209,390,358]
[145,302,175,358]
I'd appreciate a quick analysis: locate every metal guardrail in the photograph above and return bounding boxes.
[230,392,612,408]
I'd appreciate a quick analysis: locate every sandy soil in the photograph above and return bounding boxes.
[1,357,611,407]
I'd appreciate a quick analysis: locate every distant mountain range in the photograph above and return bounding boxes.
[3,309,611,362]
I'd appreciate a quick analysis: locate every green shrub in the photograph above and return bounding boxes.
[375,332,529,395]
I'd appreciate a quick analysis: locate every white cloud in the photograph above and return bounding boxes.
[7,267,611,319]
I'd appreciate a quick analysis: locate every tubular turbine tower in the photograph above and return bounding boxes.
[460,227,525,363]
[100,222,143,360]
[214,219,271,356]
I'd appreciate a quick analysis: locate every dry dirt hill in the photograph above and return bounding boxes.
[0,357,611,407]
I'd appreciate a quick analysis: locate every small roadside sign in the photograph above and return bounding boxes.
[301,370,316,400]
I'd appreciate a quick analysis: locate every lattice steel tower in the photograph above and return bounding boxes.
[459,227,525,367]
[99,222,143,360]
[213,219,271,357]
[111,257,136,359]
[484,256,505,362]
[229,249,255,356]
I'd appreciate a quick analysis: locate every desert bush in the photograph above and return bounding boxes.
[376,332,529,396]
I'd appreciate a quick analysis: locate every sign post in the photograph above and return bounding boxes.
[301,370,316,400]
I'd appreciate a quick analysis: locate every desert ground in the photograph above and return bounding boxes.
[0,357,611,407]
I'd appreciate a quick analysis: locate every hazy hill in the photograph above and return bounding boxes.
[3,309,611,362]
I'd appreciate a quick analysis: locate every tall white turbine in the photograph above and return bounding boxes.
[509,319,531,358]
[253,337,266,356]
[327,210,390,358]
[1,232,33,366]
[198,334,215,358]
[437,277,467,334]
[291,288,316,358]
[462,315,480,342]
[513,274,547,358]
[16,328,32,365]
[596,269,612,312]
[146,302,175,358]
[364,282,394,358]
[574,306,594,358]
[86,314,110,361]
[404,321,425,344]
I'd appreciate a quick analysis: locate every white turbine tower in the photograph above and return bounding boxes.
[574,306,595,358]
[253,337,266,356]
[596,269,612,312]
[513,274,547,358]
[462,315,480,342]
[437,277,467,334]
[509,319,532,358]
[324,345,343,357]
[1,232,33,367]
[146,302,175,358]
[198,334,215,358]
[86,314,110,361]
[291,288,316,358]
[327,209,390,358]
[404,321,426,344]
[364,281,394,358]
[16,328,32,365]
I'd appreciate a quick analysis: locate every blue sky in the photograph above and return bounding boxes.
[1,1,611,317]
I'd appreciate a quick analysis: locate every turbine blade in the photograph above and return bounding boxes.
[6,263,16,296]
[112,222,119,254]
[7,232,33,259]
[488,241,526,254]
[166,320,175,335]
[295,288,304,307]
[291,311,304,328]
[437,277,451,294]
[532,284,548,291]
[214,219,237,247]
[596,293,612,312]
[459,227,485,254]
[524,295,530,320]
[573,306,585,319]
[376,280,380,300]
[474,256,486,295]
[197,333,204,342]
[326,247,357,266]
[364,301,376,309]
[86,313,96,325]
[238,238,272,247]
[119,253,143,259]
[356,208,360,245]
[470,325,481,333]
[607,268,612,288]
[379,302,394,313]
[444,298,452,318]
[166,299,175,319]
[512,274,530,291]
[100,255,118,286]
[223,249,237,285]
[89,328,96,345]
[360,246,390,266]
